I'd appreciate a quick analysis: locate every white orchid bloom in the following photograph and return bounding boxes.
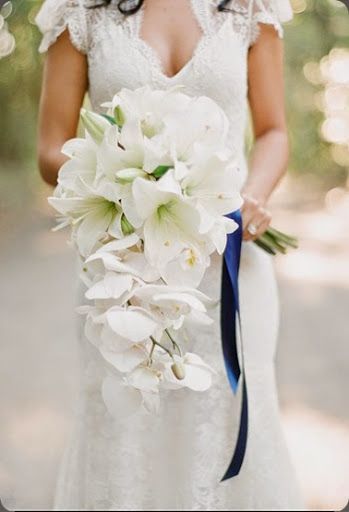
[79,304,152,374]
[131,284,213,330]
[79,233,139,286]
[131,171,206,270]
[85,272,134,302]
[162,353,215,392]
[85,244,161,284]
[77,304,107,347]
[161,246,210,288]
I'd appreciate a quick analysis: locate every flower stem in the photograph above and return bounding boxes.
[150,336,175,360]
[165,329,182,357]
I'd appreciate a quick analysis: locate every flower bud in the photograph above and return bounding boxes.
[121,215,134,236]
[80,109,110,144]
[116,168,147,183]
[171,362,186,381]
[114,105,125,128]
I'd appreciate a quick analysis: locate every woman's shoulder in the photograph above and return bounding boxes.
[211,0,293,46]
[35,0,121,54]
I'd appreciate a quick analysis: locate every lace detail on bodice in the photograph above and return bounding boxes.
[35,0,293,53]
[35,0,88,53]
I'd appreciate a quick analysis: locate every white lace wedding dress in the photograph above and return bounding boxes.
[36,0,304,510]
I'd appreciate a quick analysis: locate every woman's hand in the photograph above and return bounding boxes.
[241,193,272,241]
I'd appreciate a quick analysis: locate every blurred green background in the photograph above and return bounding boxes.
[0,1,348,510]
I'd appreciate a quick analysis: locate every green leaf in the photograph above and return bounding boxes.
[152,165,172,179]
[101,114,117,125]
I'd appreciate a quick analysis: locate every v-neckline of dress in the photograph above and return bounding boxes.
[131,0,211,82]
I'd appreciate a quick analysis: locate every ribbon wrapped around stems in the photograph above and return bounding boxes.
[220,209,249,482]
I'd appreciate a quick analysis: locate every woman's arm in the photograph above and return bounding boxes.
[37,30,88,186]
[242,24,289,241]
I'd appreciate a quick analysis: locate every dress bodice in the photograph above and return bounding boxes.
[36,0,292,178]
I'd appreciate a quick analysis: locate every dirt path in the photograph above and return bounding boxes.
[0,190,348,510]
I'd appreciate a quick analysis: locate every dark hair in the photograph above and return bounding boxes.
[93,0,233,15]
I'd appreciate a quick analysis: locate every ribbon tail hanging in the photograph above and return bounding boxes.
[220,210,249,482]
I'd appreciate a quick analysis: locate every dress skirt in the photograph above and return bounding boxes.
[53,242,303,511]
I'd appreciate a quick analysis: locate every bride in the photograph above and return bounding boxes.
[36,0,304,510]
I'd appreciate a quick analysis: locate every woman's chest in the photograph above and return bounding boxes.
[87,10,249,113]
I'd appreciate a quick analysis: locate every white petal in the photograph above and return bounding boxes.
[84,316,103,347]
[143,214,183,268]
[97,233,140,253]
[121,193,144,229]
[157,169,182,196]
[100,345,148,373]
[106,308,158,342]
[100,324,133,352]
[85,273,134,300]
[184,352,216,372]
[132,177,175,220]
[182,364,213,392]
[127,367,160,392]
[76,209,113,257]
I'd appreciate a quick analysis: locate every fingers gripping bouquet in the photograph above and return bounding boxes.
[49,86,295,417]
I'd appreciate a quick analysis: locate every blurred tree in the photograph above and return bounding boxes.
[284,0,349,186]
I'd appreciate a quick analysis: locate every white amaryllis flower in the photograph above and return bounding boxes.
[162,353,215,392]
[58,136,98,192]
[161,96,230,161]
[49,182,125,257]
[131,171,205,270]
[104,85,191,138]
[181,151,242,254]
[182,151,242,217]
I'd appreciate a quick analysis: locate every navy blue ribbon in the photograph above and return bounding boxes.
[220,210,249,482]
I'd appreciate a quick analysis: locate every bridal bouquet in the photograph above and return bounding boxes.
[49,86,296,417]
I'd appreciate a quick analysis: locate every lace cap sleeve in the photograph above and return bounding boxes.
[35,0,88,54]
[250,0,293,45]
